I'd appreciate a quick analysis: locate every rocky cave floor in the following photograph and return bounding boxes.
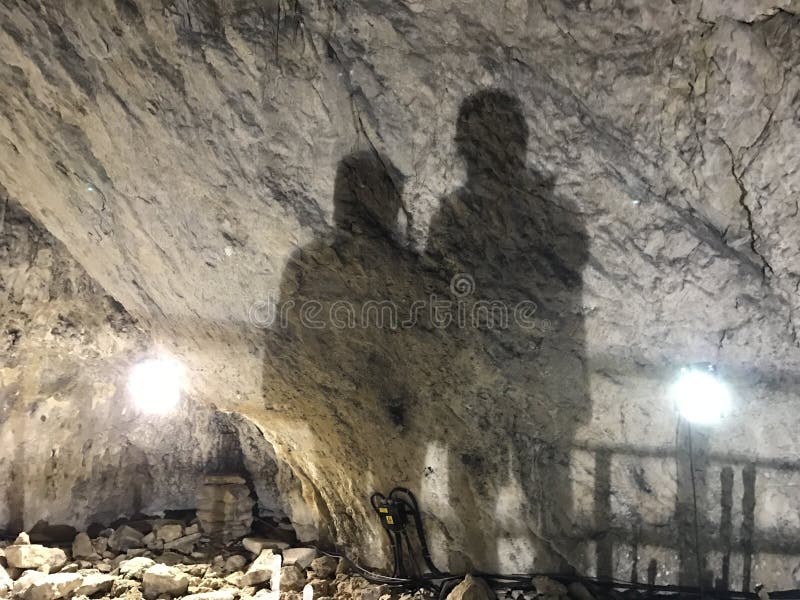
[0,517,424,600]
[0,516,701,600]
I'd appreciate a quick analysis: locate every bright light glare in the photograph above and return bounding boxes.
[127,356,185,414]
[671,366,731,425]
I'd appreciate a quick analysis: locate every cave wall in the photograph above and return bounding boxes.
[0,199,286,534]
[2,0,800,591]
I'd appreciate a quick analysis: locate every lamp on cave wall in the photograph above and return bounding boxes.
[127,355,186,414]
[670,363,731,425]
[669,362,730,593]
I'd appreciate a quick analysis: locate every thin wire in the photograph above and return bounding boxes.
[687,421,705,599]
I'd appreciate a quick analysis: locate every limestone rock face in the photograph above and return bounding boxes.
[3,0,800,591]
[0,202,287,533]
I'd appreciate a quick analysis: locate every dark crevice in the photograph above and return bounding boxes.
[720,138,774,280]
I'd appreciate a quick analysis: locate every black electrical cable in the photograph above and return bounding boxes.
[309,545,417,584]
[310,542,800,600]
[394,530,406,578]
[389,487,443,575]
[687,421,705,599]
[369,492,387,512]
[309,542,777,600]
[363,486,800,600]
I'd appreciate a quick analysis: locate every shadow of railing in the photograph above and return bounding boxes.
[573,440,800,592]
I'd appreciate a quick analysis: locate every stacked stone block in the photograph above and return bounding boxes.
[196,474,254,541]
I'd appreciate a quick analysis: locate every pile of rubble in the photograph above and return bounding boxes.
[0,522,628,600]
[0,524,426,600]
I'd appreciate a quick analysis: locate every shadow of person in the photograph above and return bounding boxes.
[264,96,590,575]
[264,150,429,554]
[422,89,591,574]
[274,150,414,420]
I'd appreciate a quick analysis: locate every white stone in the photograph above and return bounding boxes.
[142,563,190,599]
[24,573,82,600]
[182,591,238,600]
[14,533,30,545]
[242,538,289,554]
[239,549,281,587]
[119,556,156,580]
[74,573,115,597]
[13,571,47,597]
[5,545,67,571]
[0,565,13,596]
[282,548,317,570]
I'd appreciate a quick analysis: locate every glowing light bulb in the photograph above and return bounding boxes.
[127,356,185,414]
[670,364,731,425]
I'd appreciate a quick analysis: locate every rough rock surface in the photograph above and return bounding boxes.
[0,538,448,600]
[0,565,12,596]
[23,573,82,600]
[71,533,95,560]
[142,563,190,598]
[445,575,493,600]
[197,476,254,542]
[119,557,156,581]
[3,0,800,591]
[276,565,306,593]
[73,573,116,597]
[281,549,316,570]
[241,550,281,588]
[0,201,287,533]
[4,545,66,571]
[309,556,338,580]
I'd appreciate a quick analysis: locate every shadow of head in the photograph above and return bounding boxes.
[455,89,529,180]
[332,150,406,240]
